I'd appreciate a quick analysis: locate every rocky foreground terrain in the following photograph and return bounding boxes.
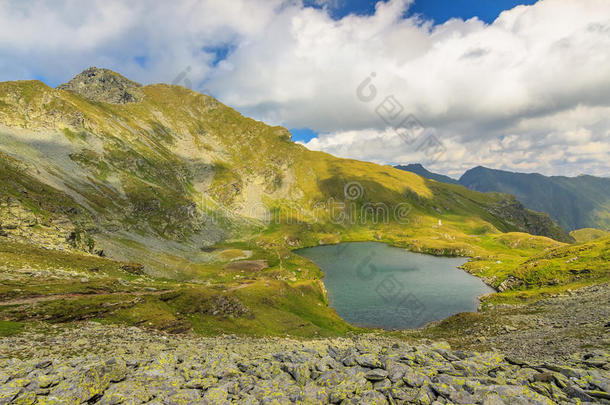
[409,283,610,367]
[478,283,610,364]
[1,321,609,405]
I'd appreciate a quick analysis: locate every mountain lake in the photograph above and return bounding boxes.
[296,242,494,329]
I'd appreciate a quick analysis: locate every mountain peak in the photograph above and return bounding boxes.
[57,67,143,104]
[394,163,459,184]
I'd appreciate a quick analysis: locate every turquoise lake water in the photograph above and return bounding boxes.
[296,242,494,329]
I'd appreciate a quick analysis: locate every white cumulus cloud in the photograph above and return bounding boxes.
[0,0,608,176]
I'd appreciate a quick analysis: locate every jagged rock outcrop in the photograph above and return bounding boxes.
[57,67,144,104]
[486,197,574,243]
[497,275,524,292]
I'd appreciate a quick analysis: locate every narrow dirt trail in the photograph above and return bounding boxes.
[0,289,175,306]
[226,283,252,292]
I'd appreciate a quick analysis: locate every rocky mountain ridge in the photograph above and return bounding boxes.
[0,68,571,264]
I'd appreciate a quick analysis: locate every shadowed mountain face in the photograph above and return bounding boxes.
[395,164,610,232]
[459,167,610,232]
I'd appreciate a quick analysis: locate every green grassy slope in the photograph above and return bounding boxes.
[0,240,351,337]
[570,228,609,243]
[481,235,610,305]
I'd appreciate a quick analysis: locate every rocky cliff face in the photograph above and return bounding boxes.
[485,196,574,243]
[0,151,98,253]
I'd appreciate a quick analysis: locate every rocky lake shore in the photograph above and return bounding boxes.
[408,283,610,366]
[1,320,609,405]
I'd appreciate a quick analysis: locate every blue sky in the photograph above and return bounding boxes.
[408,0,538,23]
[306,0,537,23]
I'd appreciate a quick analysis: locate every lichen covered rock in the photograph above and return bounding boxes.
[0,323,608,404]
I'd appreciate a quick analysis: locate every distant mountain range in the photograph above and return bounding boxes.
[395,164,610,231]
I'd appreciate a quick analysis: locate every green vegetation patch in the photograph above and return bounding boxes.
[0,320,25,337]
[570,228,609,243]
[62,127,88,142]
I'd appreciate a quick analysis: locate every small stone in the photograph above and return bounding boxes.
[0,386,22,404]
[449,389,476,405]
[164,389,201,404]
[403,371,428,387]
[303,384,329,403]
[373,378,391,390]
[37,374,59,389]
[481,392,504,405]
[586,390,610,400]
[359,390,389,405]
[356,354,383,369]
[365,369,388,381]
[35,360,52,369]
[203,387,229,404]
[562,382,595,402]
[185,377,217,390]
[282,363,310,385]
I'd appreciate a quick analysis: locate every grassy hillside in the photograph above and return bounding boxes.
[480,235,610,305]
[0,240,351,337]
[570,228,609,243]
[0,68,600,336]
